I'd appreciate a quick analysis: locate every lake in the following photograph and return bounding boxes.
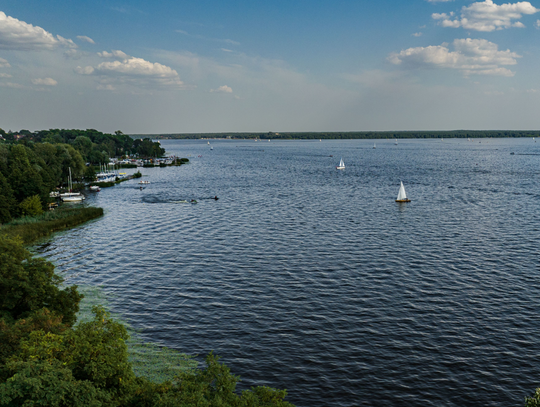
[37,138,540,406]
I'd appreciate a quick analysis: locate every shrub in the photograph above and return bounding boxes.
[19,195,43,217]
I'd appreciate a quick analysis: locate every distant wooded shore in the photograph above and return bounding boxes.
[132,130,540,140]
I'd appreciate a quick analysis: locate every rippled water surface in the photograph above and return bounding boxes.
[37,138,540,406]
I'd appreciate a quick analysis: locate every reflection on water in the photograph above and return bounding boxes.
[37,138,540,407]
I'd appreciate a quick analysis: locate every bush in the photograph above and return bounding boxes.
[133,171,142,179]
[19,195,43,217]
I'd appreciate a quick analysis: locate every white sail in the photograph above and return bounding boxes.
[336,157,345,169]
[396,181,407,201]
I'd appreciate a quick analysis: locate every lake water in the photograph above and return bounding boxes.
[37,138,540,406]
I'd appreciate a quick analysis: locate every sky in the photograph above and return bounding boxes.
[1,0,540,133]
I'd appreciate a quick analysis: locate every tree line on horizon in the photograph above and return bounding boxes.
[133,130,540,140]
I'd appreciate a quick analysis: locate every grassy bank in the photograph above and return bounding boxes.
[0,206,104,245]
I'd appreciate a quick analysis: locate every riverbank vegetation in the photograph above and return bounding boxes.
[136,130,540,140]
[0,235,294,406]
[0,207,103,245]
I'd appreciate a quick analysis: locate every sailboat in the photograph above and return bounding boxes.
[395,181,411,203]
[373,143,376,149]
[61,168,85,202]
[395,139,398,145]
[336,157,345,170]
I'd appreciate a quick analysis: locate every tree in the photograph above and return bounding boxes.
[19,195,43,217]
[0,171,16,223]
[7,145,44,207]
[0,235,82,325]
[526,389,540,406]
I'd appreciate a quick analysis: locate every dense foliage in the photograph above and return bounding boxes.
[139,130,540,140]
[1,129,165,162]
[0,235,294,406]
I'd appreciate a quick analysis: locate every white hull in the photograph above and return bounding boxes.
[62,196,84,202]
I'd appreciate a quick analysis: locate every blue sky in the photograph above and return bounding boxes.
[1,0,540,133]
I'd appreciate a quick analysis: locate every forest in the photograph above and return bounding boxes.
[135,130,540,140]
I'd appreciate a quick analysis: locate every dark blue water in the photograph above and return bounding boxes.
[37,138,540,406]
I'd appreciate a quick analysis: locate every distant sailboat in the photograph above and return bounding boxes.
[395,181,411,203]
[207,141,210,145]
[373,143,376,149]
[210,146,213,150]
[336,157,345,170]
[395,139,398,145]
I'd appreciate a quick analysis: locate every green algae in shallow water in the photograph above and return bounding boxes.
[76,286,197,382]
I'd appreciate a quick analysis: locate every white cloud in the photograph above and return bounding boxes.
[77,35,95,44]
[63,49,88,60]
[0,73,12,78]
[412,32,423,37]
[432,0,539,32]
[97,84,115,91]
[31,77,57,86]
[76,51,183,89]
[210,85,233,93]
[98,50,129,59]
[0,82,23,88]
[0,57,10,67]
[0,11,77,50]
[535,19,540,28]
[388,38,521,77]
[74,65,95,75]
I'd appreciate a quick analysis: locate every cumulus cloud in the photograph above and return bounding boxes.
[0,11,77,50]
[388,38,521,77]
[74,65,95,75]
[98,50,129,59]
[0,57,10,67]
[432,0,539,31]
[31,77,57,86]
[0,73,12,78]
[76,35,95,44]
[210,85,233,93]
[535,19,540,28]
[76,50,183,89]
[412,32,423,37]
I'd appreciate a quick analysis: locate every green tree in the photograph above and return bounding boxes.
[72,136,93,161]
[19,195,43,217]
[0,171,16,223]
[526,389,540,406]
[0,235,82,325]
[7,145,44,209]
